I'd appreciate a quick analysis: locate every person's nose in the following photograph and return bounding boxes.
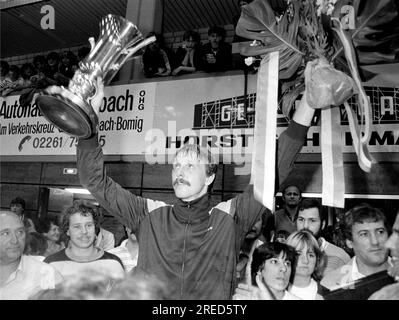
[10,231,19,244]
[300,254,309,265]
[177,166,189,178]
[370,232,379,246]
[175,167,183,178]
[304,220,309,229]
[279,262,288,273]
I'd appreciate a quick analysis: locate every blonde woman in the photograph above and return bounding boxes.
[286,230,328,299]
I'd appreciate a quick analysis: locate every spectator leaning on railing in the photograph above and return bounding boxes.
[201,25,232,72]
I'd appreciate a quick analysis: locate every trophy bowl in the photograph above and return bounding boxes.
[36,14,155,138]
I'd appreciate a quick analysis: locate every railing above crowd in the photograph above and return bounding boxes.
[0,24,250,103]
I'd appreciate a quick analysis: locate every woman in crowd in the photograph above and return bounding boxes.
[36,217,65,257]
[286,230,328,299]
[234,242,299,300]
[172,30,202,75]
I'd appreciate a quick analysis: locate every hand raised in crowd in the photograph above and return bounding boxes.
[232,274,275,300]
[233,283,255,300]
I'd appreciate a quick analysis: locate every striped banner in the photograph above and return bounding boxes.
[321,107,345,208]
[251,52,279,211]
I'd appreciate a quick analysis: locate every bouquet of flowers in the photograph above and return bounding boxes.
[236,0,399,174]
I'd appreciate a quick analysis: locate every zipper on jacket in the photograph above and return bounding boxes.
[180,220,190,298]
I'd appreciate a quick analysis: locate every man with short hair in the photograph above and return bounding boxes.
[368,210,399,299]
[0,211,62,300]
[10,197,36,233]
[202,25,232,72]
[321,204,389,290]
[44,201,124,280]
[296,198,350,275]
[274,184,302,235]
[73,76,317,299]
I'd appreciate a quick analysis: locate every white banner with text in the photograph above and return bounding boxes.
[1,75,398,160]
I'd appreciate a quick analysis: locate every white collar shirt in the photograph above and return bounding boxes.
[0,255,62,300]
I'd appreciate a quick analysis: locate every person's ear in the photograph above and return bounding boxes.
[321,220,326,231]
[205,173,216,186]
[346,239,353,249]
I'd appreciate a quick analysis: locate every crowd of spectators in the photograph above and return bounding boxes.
[1,23,246,98]
[1,0,397,300]
[1,182,398,300]
[0,47,90,102]
[141,25,241,79]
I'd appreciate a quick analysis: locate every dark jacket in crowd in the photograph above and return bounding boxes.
[77,122,308,299]
[201,42,232,72]
[173,45,203,71]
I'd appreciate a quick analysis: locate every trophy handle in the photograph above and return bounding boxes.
[105,36,156,83]
[113,36,156,68]
[88,37,96,51]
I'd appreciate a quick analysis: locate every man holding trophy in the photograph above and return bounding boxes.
[36,13,345,300]
[72,77,316,300]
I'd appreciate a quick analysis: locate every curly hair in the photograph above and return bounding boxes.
[60,201,99,235]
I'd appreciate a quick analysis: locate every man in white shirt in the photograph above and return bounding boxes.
[321,204,389,290]
[0,211,62,300]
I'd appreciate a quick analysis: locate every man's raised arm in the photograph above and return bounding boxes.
[76,78,147,232]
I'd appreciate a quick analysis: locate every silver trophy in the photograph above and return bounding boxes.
[36,14,155,138]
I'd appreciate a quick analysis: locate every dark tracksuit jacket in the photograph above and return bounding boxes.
[77,121,308,300]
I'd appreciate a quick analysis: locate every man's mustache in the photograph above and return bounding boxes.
[173,178,190,186]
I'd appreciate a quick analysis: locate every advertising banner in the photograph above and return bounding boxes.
[0,83,156,155]
[1,74,398,161]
